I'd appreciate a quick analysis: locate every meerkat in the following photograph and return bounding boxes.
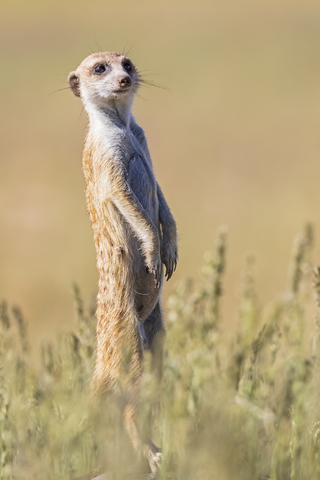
[68,52,178,474]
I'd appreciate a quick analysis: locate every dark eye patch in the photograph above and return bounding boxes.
[93,64,107,74]
[123,62,132,73]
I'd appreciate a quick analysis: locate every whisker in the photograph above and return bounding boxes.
[122,41,134,58]
[139,73,165,77]
[137,70,164,77]
[94,36,102,53]
[135,91,147,101]
[78,105,85,121]
[138,78,171,93]
[42,87,71,100]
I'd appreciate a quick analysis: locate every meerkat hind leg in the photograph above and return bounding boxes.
[112,306,161,475]
[141,302,165,473]
[143,302,165,379]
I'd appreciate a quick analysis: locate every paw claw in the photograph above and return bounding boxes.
[161,243,178,282]
[146,256,162,288]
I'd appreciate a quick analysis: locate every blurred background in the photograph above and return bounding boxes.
[1,0,320,351]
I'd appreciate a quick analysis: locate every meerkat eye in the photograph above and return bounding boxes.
[123,62,132,73]
[93,64,106,75]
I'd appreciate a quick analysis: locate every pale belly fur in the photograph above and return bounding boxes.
[92,194,162,323]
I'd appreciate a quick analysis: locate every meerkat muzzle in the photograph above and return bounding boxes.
[118,75,131,89]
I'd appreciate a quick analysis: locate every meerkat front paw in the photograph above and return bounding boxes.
[161,242,178,281]
[146,254,162,288]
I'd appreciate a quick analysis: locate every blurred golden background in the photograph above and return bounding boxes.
[1,0,320,347]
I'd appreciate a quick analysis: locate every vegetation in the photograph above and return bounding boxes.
[2,224,320,479]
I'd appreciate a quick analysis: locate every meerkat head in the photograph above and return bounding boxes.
[68,52,139,111]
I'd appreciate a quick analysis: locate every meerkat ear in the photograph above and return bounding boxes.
[68,71,81,97]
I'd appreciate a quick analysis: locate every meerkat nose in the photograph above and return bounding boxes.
[118,76,131,88]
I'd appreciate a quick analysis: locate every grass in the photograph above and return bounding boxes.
[2,223,320,479]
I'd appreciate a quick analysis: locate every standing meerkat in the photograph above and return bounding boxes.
[68,52,178,473]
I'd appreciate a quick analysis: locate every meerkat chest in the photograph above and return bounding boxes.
[88,121,158,216]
